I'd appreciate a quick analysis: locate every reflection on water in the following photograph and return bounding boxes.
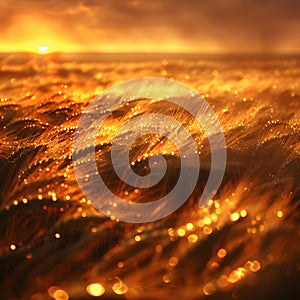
[0,53,299,299]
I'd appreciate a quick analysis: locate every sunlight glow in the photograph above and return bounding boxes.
[38,45,49,53]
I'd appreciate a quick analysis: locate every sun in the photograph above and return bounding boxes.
[38,45,49,54]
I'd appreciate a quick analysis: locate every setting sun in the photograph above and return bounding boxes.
[38,45,49,54]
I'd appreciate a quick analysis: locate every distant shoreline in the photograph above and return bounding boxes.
[1,52,300,62]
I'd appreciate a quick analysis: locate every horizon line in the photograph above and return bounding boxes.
[0,51,300,56]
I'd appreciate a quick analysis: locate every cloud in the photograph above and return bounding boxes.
[1,0,299,53]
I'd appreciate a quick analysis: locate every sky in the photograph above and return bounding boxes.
[1,0,299,53]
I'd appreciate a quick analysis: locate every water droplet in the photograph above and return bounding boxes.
[217,275,229,288]
[217,248,227,259]
[110,277,128,295]
[186,223,194,230]
[230,212,240,222]
[203,282,216,295]
[203,226,212,235]
[188,234,198,243]
[177,227,186,237]
[86,283,105,297]
[240,209,247,217]
[277,210,283,218]
[53,289,69,300]
[168,256,179,267]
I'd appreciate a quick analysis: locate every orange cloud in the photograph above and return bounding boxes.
[1,0,299,53]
